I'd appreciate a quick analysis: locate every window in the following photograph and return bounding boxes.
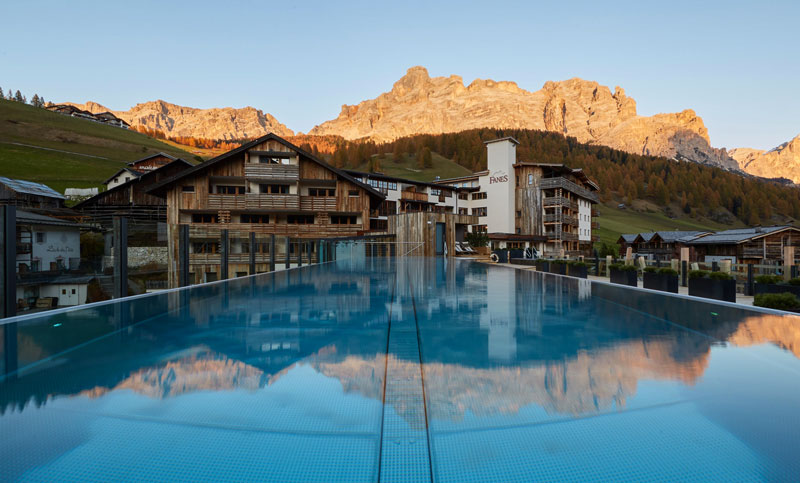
[192,214,219,223]
[442,189,452,198]
[258,155,291,165]
[71,289,76,295]
[287,215,314,224]
[182,185,195,193]
[528,174,533,185]
[236,272,249,278]
[205,271,218,283]
[35,232,45,243]
[192,242,218,254]
[458,193,469,200]
[367,178,397,192]
[348,189,359,197]
[62,289,66,295]
[216,185,245,195]
[370,219,388,231]
[125,177,131,182]
[474,225,487,233]
[431,188,441,196]
[516,211,522,217]
[331,215,357,224]
[114,179,119,184]
[472,192,487,200]
[242,242,270,254]
[308,188,335,197]
[378,200,397,216]
[260,184,289,194]
[458,208,468,215]
[472,207,487,217]
[240,214,270,224]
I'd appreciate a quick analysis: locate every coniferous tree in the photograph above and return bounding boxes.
[0,87,3,98]
[14,90,24,102]
[7,89,14,101]
[31,94,41,107]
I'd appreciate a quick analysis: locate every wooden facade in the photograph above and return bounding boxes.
[388,212,477,257]
[75,159,193,228]
[147,133,384,286]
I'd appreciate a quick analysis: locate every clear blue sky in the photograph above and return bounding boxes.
[2,0,798,149]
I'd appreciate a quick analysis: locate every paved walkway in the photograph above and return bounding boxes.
[492,262,756,307]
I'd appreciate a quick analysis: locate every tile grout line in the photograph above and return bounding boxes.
[376,272,396,482]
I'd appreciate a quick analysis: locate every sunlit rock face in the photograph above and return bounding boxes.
[309,66,737,169]
[731,135,800,183]
[64,100,294,140]
[726,314,800,357]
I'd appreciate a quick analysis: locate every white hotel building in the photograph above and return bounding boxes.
[348,137,599,256]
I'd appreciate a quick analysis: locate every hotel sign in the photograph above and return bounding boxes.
[489,170,508,184]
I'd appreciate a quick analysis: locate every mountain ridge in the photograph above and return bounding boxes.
[730,134,800,183]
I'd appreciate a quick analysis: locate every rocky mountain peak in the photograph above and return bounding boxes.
[731,133,800,182]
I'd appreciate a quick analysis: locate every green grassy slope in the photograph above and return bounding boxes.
[0,99,198,193]
[349,152,473,182]
[594,204,745,246]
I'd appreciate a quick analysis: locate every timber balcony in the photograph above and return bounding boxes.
[543,196,578,211]
[299,196,337,211]
[539,177,599,202]
[244,164,299,180]
[544,231,579,241]
[208,193,300,210]
[543,214,578,225]
[400,190,429,202]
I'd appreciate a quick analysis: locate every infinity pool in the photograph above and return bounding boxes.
[1,258,799,481]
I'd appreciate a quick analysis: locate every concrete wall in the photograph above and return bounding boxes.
[485,140,516,234]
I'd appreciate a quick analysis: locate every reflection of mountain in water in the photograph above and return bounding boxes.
[726,314,800,357]
[81,352,266,399]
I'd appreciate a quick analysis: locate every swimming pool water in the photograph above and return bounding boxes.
[1,258,800,481]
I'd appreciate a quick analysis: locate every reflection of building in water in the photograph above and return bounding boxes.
[482,268,517,362]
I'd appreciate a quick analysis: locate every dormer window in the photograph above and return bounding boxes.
[259,155,291,165]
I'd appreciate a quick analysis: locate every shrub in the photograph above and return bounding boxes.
[568,261,588,267]
[755,274,782,285]
[788,278,800,286]
[658,268,678,276]
[754,292,800,311]
[643,266,658,273]
[688,270,709,279]
[708,271,732,281]
[610,263,636,272]
[464,231,489,248]
[551,259,567,265]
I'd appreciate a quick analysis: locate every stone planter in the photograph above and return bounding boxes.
[754,283,800,298]
[689,277,736,302]
[610,268,637,287]
[567,265,588,279]
[535,260,550,273]
[549,263,566,275]
[643,272,679,293]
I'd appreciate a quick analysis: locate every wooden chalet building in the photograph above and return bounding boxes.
[147,133,385,286]
[617,230,709,261]
[0,177,66,210]
[75,156,193,229]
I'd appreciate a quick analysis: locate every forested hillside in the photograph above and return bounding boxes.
[313,128,799,227]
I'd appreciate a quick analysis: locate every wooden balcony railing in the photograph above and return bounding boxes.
[539,177,599,202]
[400,190,429,202]
[543,214,578,225]
[244,163,299,180]
[543,197,578,211]
[299,196,337,211]
[207,193,300,210]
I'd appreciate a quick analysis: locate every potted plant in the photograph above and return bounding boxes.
[688,270,736,302]
[609,263,637,287]
[567,260,588,279]
[535,258,550,273]
[643,267,679,293]
[549,259,567,275]
[754,292,800,313]
[754,275,800,298]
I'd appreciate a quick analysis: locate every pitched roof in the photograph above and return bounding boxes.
[146,133,385,201]
[657,230,708,243]
[484,136,520,145]
[344,169,464,191]
[686,226,794,245]
[619,234,638,243]
[102,167,143,185]
[17,210,89,228]
[126,152,177,167]
[0,177,65,200]
[75,159,194,209]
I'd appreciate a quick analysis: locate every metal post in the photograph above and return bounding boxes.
[297,240,303,267]
[655,259,661,268]
[307,241,312,264]
[712,261,719,272]
[792,265,798,280]
[249,232,256,275]
[2,205,16,318]
[681,260,688,287]
[285,238,291,269]
[269,234,276,272]
[179,224,189,287]
[746,263,754,296]
[113,216,128,299]
[220,229,229,280]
